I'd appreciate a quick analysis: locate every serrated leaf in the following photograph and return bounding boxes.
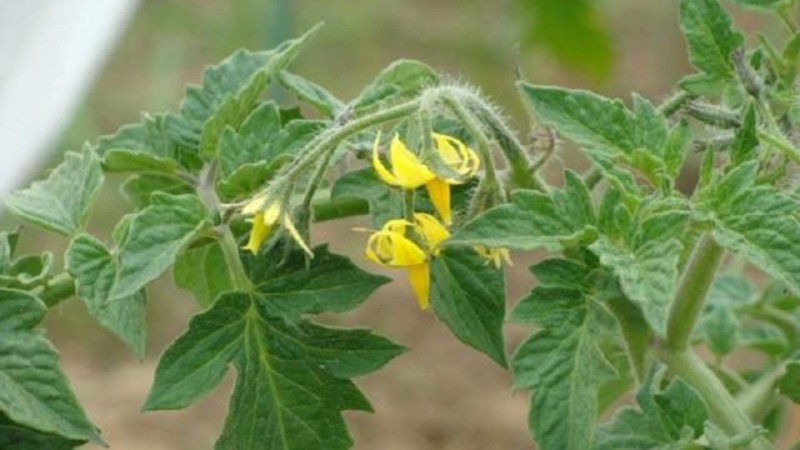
[330,168,403,227]
[173,239,235,308]
[2,252,54,289]
[121,173,194,209]
[450,171,596,251]
[0,289,101,443]
[246,244,390,316]
[175,25,320,159]
[707,163,800,298]
[680,0,744,80]
[145,291,403,450]
[217,116,325,200]
[66,234,148,357]
[430,247,507,367]
[731,104,758,165]
[778,360,800,403]
[590,201,689,337]
[5,151,103,236]
[0,414,85,450]
[351,60,439,112]
[511,258,618,450]
[279,71,345,118]
[111,193,210,300]
[593,367,707,450]
[664,121,692,183]
[95,113,199,172]
[697,274,757,355]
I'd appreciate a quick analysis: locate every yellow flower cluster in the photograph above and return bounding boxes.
[241,195,312,256]
[365,132,510,309]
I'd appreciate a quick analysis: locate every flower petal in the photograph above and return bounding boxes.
[242,194,268,215]
[425,178,452,225]
[432,133,481,180]
[282,215,313,257]
[407,263,430,310]
[365,230,426,267]
[372,132,402,186]
[243,212,273,254]
[389,135,436,188]
[413,213,450,252]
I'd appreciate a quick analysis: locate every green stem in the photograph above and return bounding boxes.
[583,166,603,190]
[311,197,369,222]
[657,90,694,117]
[757,128,800,165]
[32,273,76,307]
[736,363,786,421]
[665,234,724,351]
[403,189,416,224]
[661,349,775,450]
[605,294,651,382]
[196,163,253,292]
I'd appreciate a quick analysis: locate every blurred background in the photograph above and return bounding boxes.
[0,1,793,449]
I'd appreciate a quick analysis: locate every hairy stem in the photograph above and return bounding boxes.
[661,349,775,450]
[736,363,786,422]
[33,272,76,307]
[605,294,651,382]
[665,234,724,350]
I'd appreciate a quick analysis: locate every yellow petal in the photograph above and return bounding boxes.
[425,178,452,225]
[407,263,430,310]
[474,245,513,268]
[365,230,427,267]
[413,213,450,252]
[432,133,481,180]
[243,212,273,255]
[282,215,313,256]
[389,135,436,188]
[242,194,268,216]
[372,132,402,186]
[262,202,282,226]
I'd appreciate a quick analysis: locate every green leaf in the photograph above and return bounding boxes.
[175,25,321,159]
[279,71,345,118]
[110,193,210,300]
[517,0,615,81]
[0,252,54,289]
[511,259,618,450]
[593,367,707,450]
[0,289,101,443]
[120,173,194,209]
[704,422,767,450]
[430,247,507,367]
[330,168,403,227]
[66,234,148,357]
[590,199,689,337]
[217,117,325,200]
[144,292,403,450]
[450,171,596,251]
[779,360,800,403]
[173,239,235,308]
[102,148,180,173]
[351,59,439,112]
[707,163,800,297]
[518,84,632,158]
[731,104,758,165]
[663,120,692,183]
[246,244,390,316]
[0,414,85,450]
[5,151,103,236]
[697,274,757,355]
[679,0,744,81]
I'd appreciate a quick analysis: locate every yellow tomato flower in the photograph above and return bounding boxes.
[241,195,312,256]
[365,214,450,309]
[474,245,513,268]
[372,133,480,225]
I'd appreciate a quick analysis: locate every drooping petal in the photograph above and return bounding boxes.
[389,135,436,188]
[425,178,452,225]
[372,133,402,186]
[262,202,282,226]
[406,263,430,310]
[242,194,269,215]
[432,133,481,181]
[282,215,313,256]
[413,213,450,252]
[474,245,513,268]
[365,230,427,267]
[243,212,273,255]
